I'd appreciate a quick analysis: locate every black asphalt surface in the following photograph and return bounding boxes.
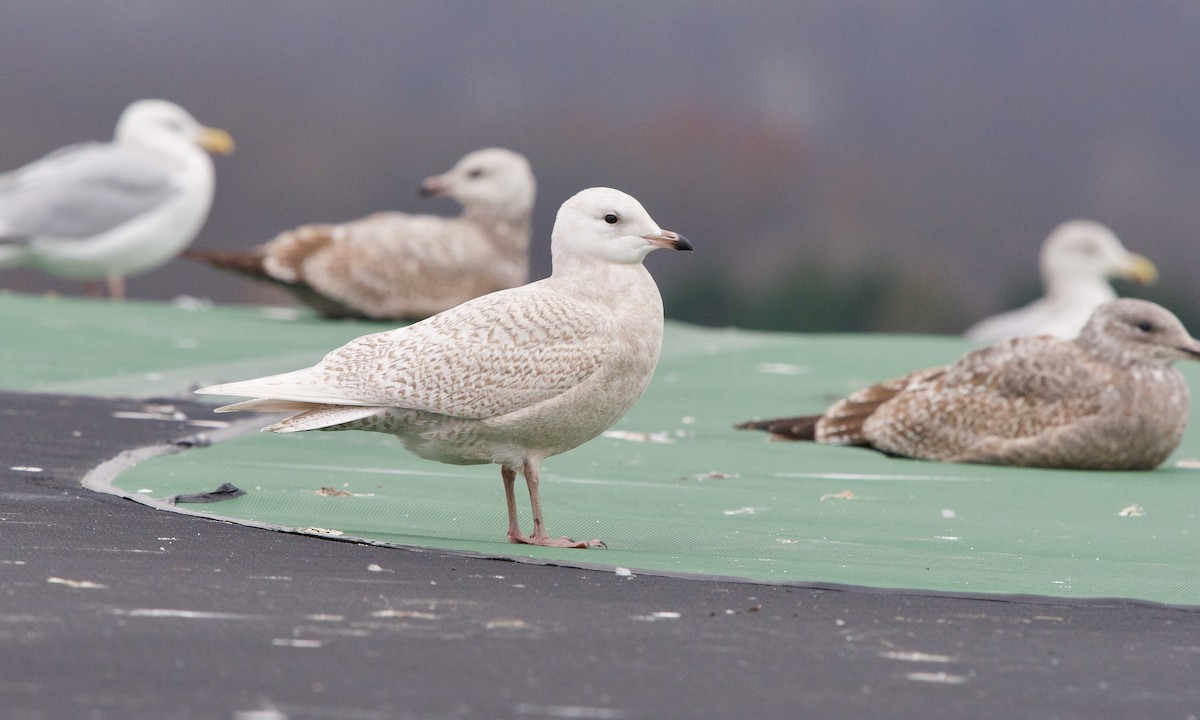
[2,391,1200,720]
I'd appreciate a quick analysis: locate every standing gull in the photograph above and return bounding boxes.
[965,220,1157,342]
[197,187,692,547]
[184,147,535,320]
[0,99,234,299]
[739,299,1200,470]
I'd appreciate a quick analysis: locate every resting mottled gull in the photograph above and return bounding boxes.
[0,100,233,299]
[965,220,1157,342]
[185,147,535,320]
[197,188,692,547]
[739,299,1200,470]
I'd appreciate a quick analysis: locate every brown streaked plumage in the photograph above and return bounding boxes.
[738,299,1200,470]
[184,147,535,320]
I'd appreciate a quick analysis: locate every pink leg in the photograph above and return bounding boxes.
[106,275,126,301]
[500,461,604,548]
[502,459,603,549]
[502,465,524,543]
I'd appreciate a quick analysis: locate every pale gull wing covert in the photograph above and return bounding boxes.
[202,285,612,419]
[0,143,178,241]
[0,99,233,299]
[965,220,1157,341]
[198,187,693,548]
[184,147,535,320]
[741,299,1200,470]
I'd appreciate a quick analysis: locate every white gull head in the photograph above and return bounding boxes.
[550,187,691,268]
[1039,220,1156,290]
[115,99,234,157]
[419,147,535,219]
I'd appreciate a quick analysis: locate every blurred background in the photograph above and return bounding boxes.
[2,1,1199,334]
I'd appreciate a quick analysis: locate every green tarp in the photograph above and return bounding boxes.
[4,293,1199,605]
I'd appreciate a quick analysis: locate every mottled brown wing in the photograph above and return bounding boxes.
[297,213,506,320]
[735,415,821,440]
[734,366,945,444]
[264,222,385,318]
[815,367,946,445]
[863,338,1111,460]
[262,223,337,284]
[184,229,364,319]
[180,246,269,279]
[939,336,1099,401]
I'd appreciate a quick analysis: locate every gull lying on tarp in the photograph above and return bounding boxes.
[185,147,535,320]
[965,220,1157,342]
[0,99,233,299]
[198,187,692,547]
[739,299,1200,470]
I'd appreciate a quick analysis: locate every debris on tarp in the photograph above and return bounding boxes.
[820,490,856,501]
[169,482,246,504]
[47,577,107,590]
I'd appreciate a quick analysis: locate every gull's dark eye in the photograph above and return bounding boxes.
[467,168,484,179]
[1136,320,1154,332]
[604,213,618,224]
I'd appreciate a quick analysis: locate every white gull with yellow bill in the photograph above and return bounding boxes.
[0,99,233,298]
[965,220,1157,342]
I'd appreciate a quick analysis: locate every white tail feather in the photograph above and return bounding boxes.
[213,398,324,414]
[196,368,375,407]
[265,406,384,433]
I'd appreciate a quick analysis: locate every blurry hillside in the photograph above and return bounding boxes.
[2,2,1199,334]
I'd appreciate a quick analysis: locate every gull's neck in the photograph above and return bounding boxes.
[548,254,658,305]
[1075,327,1170,370]
[464,205,532,254]
[1043,274,1117,307]
[125,132,213,186]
